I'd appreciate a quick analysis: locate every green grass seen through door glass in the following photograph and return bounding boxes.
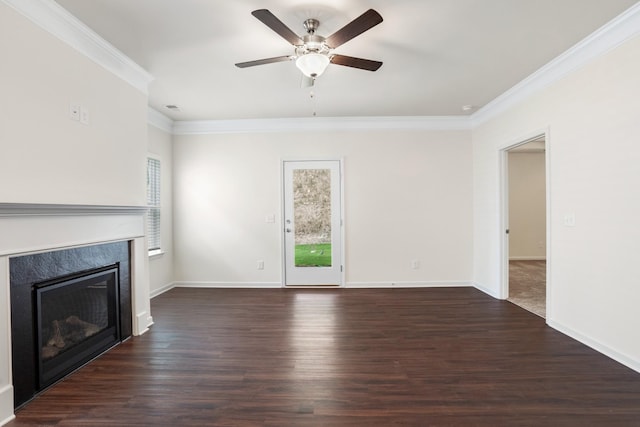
[295,243,332,267]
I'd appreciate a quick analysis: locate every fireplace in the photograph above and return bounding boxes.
[35,265,121,389]
[10,241,132,408]
[0,204,151,424]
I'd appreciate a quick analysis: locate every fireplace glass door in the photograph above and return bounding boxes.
[35,265,121,388]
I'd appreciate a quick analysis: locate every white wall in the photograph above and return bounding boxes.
[472,35,640,370]
[508,151,546,259]
[0,3,148,207]
[173,130,473,287]
[147,124,175,295]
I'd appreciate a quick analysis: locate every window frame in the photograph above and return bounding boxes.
[146,155,162,257]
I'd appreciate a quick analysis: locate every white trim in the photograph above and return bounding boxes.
[473,281,502,299]
[1,0,153,94]
[0,203,146,217]
[339,159,346,288]
[548,320,640,374]
[148,108,174,133]
[499,147,510,300]
[347,281,472,289]
[175,281,473,289]
[174,281,282,289]
[498,129,549,301]
[0,384,14,427]
[472,2,640,126]
[135,311,152,336]
[173,116,471,135]
[148,249,164,258]
[150,282,176,299]
[544,131,553,321]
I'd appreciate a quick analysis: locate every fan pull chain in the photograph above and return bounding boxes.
[310,90,317,117]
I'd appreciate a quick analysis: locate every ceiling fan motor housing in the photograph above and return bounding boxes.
[303,18,319,34]
[297,34,329,56]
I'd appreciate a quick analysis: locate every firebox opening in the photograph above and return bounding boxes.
[34,264,121,389]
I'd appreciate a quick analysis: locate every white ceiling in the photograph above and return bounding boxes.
[55,0,638,121]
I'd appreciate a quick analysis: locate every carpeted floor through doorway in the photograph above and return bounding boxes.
[508,260,546,318]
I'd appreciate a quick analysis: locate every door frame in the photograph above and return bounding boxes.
[499,129,551,318]
[280,158,345,287]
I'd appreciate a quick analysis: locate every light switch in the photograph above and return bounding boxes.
[69,104,80,121]
[563,213,576,227]
[80,106,90,125]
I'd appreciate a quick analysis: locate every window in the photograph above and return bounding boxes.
[147,157,161,254]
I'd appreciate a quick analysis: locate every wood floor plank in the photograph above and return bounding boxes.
[8,287,640,426]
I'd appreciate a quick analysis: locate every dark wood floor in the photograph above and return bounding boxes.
[9,287,640,426]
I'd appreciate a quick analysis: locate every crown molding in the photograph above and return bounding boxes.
[172,116,472,135]
[2,0,154,94]
[148,108,174,133]
[472,2,640,127]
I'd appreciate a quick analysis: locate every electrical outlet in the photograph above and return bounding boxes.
[411,260,420,269]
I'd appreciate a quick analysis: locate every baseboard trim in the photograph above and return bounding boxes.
[171,281,473,289]
[174,281,282,289]
[547,319,640,374]
[509,256,547,261]
[346,281,472,288]
[134,311,153,336]
[0,384,15,427]
[150,282,176,298]
[472,281,503,299]
[0,414,14,427]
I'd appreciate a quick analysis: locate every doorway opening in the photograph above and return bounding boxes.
[501,135,548,318]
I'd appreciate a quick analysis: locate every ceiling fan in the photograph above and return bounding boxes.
[235,9,383,86]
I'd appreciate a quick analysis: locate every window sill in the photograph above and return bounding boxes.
[148,249,164,258]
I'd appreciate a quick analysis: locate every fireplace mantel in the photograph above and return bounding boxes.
[0,203,147,217]
[0,203,152,425]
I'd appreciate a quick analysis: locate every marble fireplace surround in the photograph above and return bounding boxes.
[0,204,153,425]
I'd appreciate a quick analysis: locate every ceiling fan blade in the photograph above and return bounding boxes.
[251,9,304,46]
[325,9,383,49]
[235,55,293,68]
[330,54,382,71]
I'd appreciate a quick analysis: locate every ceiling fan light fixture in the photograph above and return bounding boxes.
[296,53,330,78]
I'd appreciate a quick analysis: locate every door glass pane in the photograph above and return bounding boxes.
[293,169,332,267]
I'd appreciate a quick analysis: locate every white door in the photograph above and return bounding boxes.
[283,160,342,286]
